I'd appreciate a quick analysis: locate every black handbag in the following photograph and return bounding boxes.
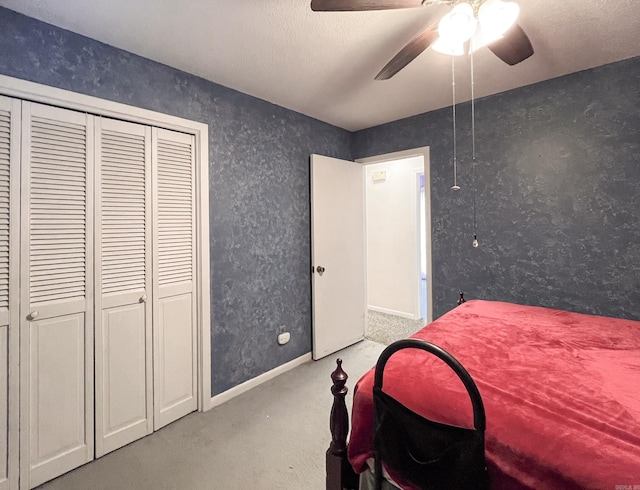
[373,339,489,490]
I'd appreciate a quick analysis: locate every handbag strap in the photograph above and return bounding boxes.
[373,339,486,432]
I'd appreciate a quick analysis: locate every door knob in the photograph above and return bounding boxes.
[316,266,325,276]
[28,311,39,321]
[139,294,147,303]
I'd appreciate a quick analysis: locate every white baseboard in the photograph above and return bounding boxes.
[368,305,419,320]
[210,352,312,408]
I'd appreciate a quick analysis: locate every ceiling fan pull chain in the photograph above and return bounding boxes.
[471,51,479,248]
[471,50,476,162]
[472,164,478,247]
[451,56,460,191]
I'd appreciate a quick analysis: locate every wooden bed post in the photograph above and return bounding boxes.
[327,359,358,490]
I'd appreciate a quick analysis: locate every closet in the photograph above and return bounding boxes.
[0,92,203,489]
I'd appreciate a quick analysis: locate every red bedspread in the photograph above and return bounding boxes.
[348,300,640,489]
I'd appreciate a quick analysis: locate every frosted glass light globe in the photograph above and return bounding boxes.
[478,0,520,38]
[438,2,477,43]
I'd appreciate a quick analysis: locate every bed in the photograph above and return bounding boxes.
[326,299,640,489]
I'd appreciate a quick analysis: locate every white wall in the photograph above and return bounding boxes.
[365,156,423,319]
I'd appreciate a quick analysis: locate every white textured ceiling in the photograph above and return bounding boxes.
[2,0,639,131]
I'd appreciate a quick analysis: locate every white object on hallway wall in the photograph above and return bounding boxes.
[372,170,387,182]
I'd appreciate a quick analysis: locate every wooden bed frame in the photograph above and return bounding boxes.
[326,358,359,490]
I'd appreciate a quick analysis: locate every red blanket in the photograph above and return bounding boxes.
[348,300,640,489]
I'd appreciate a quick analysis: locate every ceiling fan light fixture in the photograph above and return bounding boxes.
[478,0,520,39]
[437,2,477,43]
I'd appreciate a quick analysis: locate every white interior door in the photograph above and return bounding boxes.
[0,95,19,490]
[20,102,94,488]
[152,128,197,430]
[310,154,365,360]
[94,117,153,456]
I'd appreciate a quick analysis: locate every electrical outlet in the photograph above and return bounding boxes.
[277,332,290,345]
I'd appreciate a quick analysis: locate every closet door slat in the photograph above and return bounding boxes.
[156,138,193,287]
[0,106,11,312]
[29,115,87,306]
[101,129,147,295]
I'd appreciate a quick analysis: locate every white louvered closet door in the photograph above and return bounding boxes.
[19,102,94,489]
[94,118,152,457]
[152,128,197,430]
[0,95,19,490]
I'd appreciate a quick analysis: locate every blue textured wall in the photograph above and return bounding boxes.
[0,7,352,395]
[353,57,640,320]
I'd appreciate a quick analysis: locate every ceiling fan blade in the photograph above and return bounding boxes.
[311,0,425,12]
[487,23,534,65]
[375,22,439,80]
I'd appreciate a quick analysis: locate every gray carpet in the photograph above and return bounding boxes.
[37,340,386,490]
[365,310,425,345]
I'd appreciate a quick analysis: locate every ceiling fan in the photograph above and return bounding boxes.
[310,0,534,80]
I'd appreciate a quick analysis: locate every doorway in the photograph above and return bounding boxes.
[357,147,432,345]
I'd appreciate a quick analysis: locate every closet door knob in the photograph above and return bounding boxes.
[139,294,147,303]
[28,311,39,321]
